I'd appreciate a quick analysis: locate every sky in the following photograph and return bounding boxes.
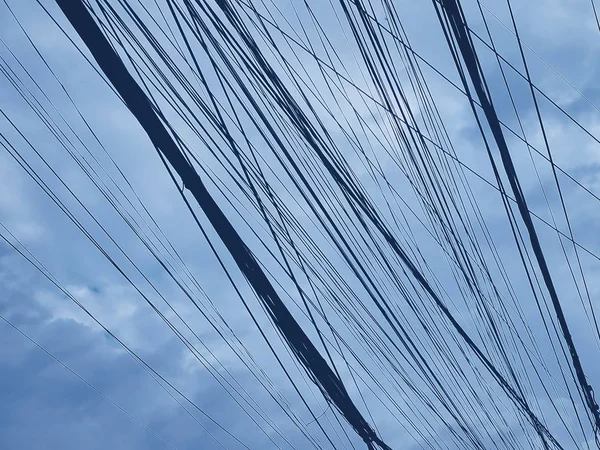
[1,0,600,449]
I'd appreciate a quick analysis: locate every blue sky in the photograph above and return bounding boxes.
[1,0,600,449]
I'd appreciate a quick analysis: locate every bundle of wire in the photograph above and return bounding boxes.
[1,0,600,448]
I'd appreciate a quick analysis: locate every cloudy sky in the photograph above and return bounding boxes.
[1,0,600,449]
